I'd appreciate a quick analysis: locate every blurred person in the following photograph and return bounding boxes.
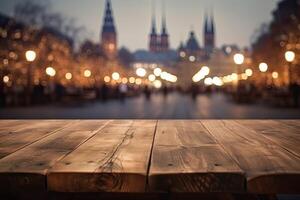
[55,82,65,102]
[119,83,128,102]
[100,83,109,101]
[143,85,151,100]
[0,83,5,107]
[33,82,45,104]
[162,86,168,98]
[290,81,300,108]
[13,84,24,106]
[191,84,198,100]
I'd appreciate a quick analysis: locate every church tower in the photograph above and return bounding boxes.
[149,0,159,53]
[101,0,117,59]
[160,0,169,52]
[204,11,215,54]
[149,15,159,52]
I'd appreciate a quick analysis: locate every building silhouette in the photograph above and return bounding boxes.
[178,11,216,61]
[149,14,159,52]
[148,0,170,53]
[204,12,215,55]
[101,0,117,59]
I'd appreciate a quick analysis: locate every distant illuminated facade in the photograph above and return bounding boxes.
[101,0,117,59]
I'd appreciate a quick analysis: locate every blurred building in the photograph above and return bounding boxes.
[178,12,216,61]
[204,13,216,56]
[148,1,169,53]
[100,0,117,60]
[175,11,248,88]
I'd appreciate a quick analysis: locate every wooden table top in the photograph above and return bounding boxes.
[0,120,299,195]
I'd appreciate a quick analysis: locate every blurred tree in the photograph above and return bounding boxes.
[251,0,300,85]
[13,0,85,43]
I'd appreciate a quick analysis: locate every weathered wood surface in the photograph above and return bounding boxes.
[47,120,157,192]
[0,120,109,193]
[149,120,244,193]
[0,120,299,196]
[202,120,300,194]
[0,120,73,159]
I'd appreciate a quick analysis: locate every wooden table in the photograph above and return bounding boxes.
[0,120,299,199]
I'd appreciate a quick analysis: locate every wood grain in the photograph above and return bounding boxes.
[202,120,300,194]
[0,120,40,134]
[237,120,300,158]
[0,120,299,195]
[47,120,157,193]
[0,120,110,193]
[0,120,73,159]
[149,120,244,193]
[278,120,300,131]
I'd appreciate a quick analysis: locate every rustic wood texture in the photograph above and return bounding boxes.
[47,120,157,192]
[0,120,110,193]
[201,120,300,194]
[237,120,300,157]
[278,120,300,131]
[0,120,74,159]
[0,120,39,134]
[0,120,299,196]
[149,120,245,193]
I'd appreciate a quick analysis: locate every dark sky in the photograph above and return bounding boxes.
[0,0,280,51]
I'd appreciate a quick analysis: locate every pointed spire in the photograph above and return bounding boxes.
[151,16,157,34]
[161,0,167,35]
[210,8,215,34]
[151,0,157,34]
[106,0,111,9]
[204,11,209,34]
[101,0,117,59]
[102,0,116,33]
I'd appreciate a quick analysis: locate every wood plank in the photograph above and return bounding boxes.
[0,120,110,193]
[0,120,41,134]
[47,120,157,193]
[202,120,300,194]
[0,120,74,159]
[237,120,300,158]
[149,120,244,193]
[276,120,300,134]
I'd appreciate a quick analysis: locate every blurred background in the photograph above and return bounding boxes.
[0,0,299,119]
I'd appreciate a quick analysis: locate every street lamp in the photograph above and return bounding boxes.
[202,66,210,76]
[272,71,279,79]
[153,80,162,89]
[245,69,253,77]
[154,68,162,77]
[148,74,156,82]
[189,55,196,62]
[104,76,111,83]
[46,67,56,77]
[25,50,36,105]
[3,76,9,83]
[285,51,295,62]
[233,53,244,65]
[136,68,146,77]
[25,50,36,62]
[285,51,296,85]
[65,72,72,80]
[259,62,268,86]
[112,72,120,81]
[233,53,244,90]
[259,63,268,73]
[84,70,92,78]
[129,77,135,84]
